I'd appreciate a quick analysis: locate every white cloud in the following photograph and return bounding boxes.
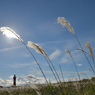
[0,70,92,87]
[77,64,82,66]
[9,61,37,69]
[0,75,47,87]
[22,53,30,57]
[61,53,71,63]
[61,50,84,64]
[0,45,23,52]
[10,63,34,68]
[49,50,61,60]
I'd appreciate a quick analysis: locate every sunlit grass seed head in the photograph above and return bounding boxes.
[57,17,75,35]
[76,48,86,53]
[85,42,94,62]
[0,27,23,42]
[28,41,44,54]
[28,41,48,58]
[65,49,72,58]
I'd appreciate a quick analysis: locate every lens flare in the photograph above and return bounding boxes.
[3,29,17,38]
[0,27,23,41]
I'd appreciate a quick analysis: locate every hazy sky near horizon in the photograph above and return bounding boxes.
[0,0,95,85]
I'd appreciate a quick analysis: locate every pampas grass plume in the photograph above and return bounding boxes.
[76,48,86,53]
[87,68,91,71]
[85,42,94,63]
[0,27,23,42]
[57,17,75,35]
[65,49,72,58]
[28,41,49,58]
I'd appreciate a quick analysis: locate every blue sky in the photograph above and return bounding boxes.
[0,0,95,86]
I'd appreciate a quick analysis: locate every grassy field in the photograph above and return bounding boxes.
[0,77,95,95]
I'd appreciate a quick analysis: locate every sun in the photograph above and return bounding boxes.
[3,30,17,38]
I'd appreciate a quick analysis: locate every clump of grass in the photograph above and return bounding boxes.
[27,41,59,84]
[27,41,66,95]
[57,17,95,75]
[28,41,62,84]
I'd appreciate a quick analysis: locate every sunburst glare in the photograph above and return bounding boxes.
[0,27,23,41]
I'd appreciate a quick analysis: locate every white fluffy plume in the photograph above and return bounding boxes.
[0,27,23,41]
[57,17,75,35]
[85,42,94,63]
[28,41,48,58]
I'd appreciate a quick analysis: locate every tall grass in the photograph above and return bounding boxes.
[0,16,95,95]
[59,64,65,82]
[57,17,95,75]
[27,41,66,95]
[27,41,59,84]
[27,41,62,84]
[0,27,49,88]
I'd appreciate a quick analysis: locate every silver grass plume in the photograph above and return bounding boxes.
[87,68,91,72]
[85,42,94,63]
[28,41,49,58]
[57,17,75,35]
[76,48,86,53]
[65,49,72,58]
[0,27,23,42]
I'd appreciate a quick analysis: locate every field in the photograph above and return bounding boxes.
[0,77,95,95]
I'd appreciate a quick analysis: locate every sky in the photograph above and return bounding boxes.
[0,0,95,86]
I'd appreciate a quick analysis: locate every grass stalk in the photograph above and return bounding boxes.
[75,34,95,74]
[44,57,66,95]
[59,64,65,82]
[46,56,62,83]
[65,49,80,81]
[0,27,49,89]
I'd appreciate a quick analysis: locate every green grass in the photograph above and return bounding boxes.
[0,78,95,95]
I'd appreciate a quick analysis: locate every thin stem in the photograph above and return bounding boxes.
[16,41,55,95]
[47,56,62,83]
[75,34,95,74]
[22,41,49,85]
[44,57,59,83]
[59,64,65,82]
[45,56,66,95]
[8,30,49,86]
[71,56,80,81]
